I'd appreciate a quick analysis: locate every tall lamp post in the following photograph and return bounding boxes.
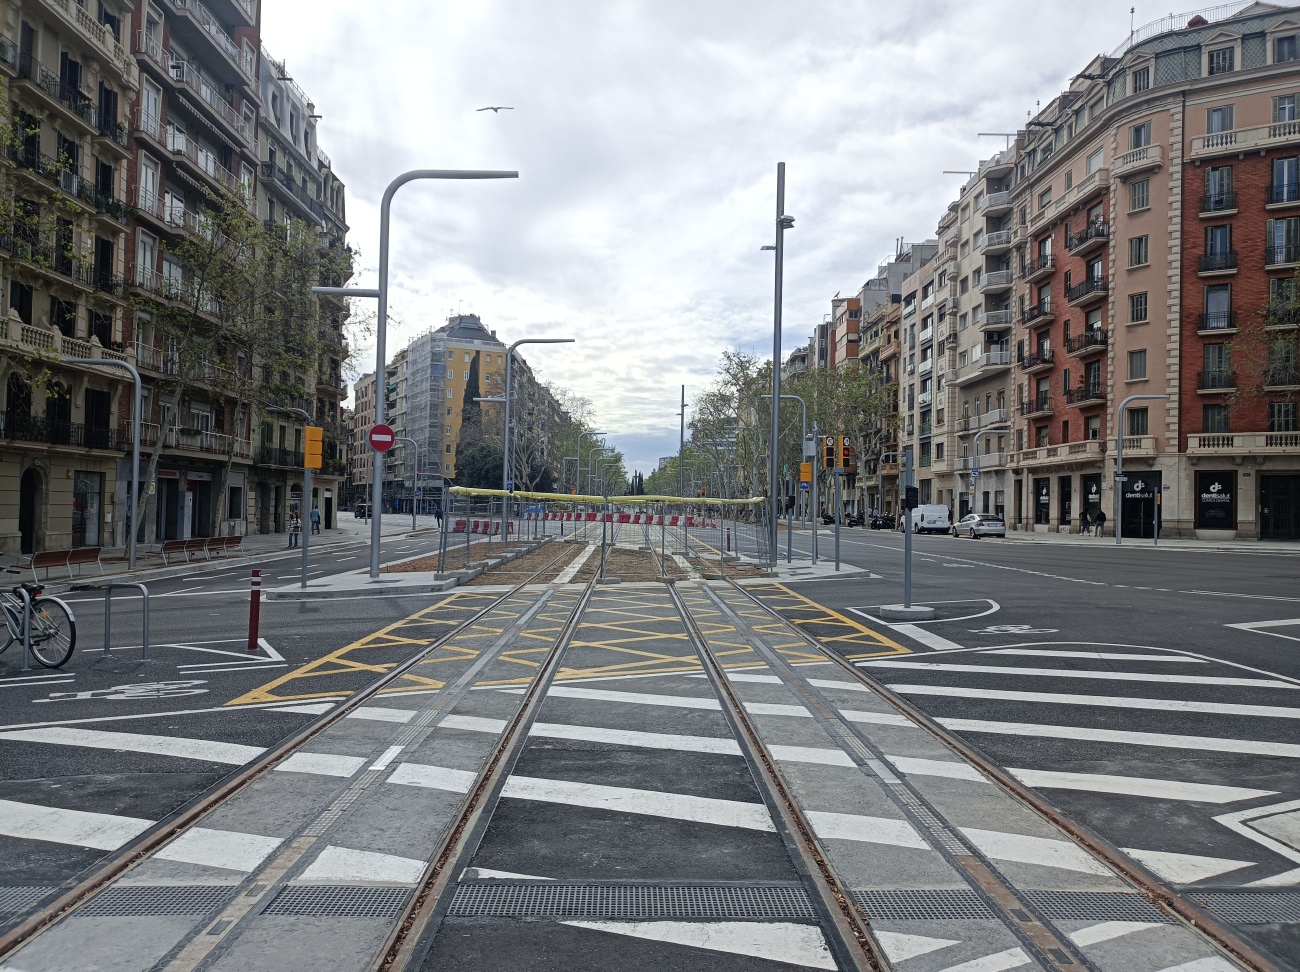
[586,442,611,494]
[312,167,517,580]
[395,435,420,531]
[762,162,795,567]
[285,407,313,588]
[1115,394,1169,546]
[577,431,607,494]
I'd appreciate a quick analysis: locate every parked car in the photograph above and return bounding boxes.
[870,514,896,530]
[903,505,952,534]
[950,513,1006,539]
[354,503,372,519]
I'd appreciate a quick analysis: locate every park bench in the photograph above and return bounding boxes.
[19,547,103,581]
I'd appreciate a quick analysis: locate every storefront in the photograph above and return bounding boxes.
[1120,471,1163,539]
[72,471,103,547]
[1033,477,1051,525]
[1081,474,1102,524]
[1195,471,1236,531]
[1260,474,1300,540]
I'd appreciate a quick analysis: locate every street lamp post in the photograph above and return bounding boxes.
[312,167,517,580]
[586,443,611,495]
[577,431,607,494]
[763,392,806,564]
[1115,394,1170,546]
[502,338,574,495]
[395,436,420,532]
[763,163,795,568]
[285,407,313,588]
[64,359,141,570]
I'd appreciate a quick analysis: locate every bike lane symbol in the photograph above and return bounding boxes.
[39,681,209,702]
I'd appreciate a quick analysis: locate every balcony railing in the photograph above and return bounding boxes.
[16,53,97,128]
[1111,144,1163,179]
[1023,299,1053,324]
[1198,311,1236,331]
[257,446,306,468]
[980,270,1015,291]
[1266,303,1300,328]
[1266,243,1300,266]
[1065,328,1107,355]
[1065,276,1108,304]
[1198,369,1236,390]
[1023,254,1055,280]
[168,129,242,195]
[168,57,253,143]
[1019,395,1054,416]
[1269,183,1300,205]
[1265,367,1300,388]
[979,190,1011,213]
[1190,121,1300,159]
[1067,221,1108,251]
[43,0,133,76]
[170,0,254,80]
[0,411,126,450]
[1201,190,1238,212]
[1189,432,1300,451]
[1065,383,1105,406]
[261,163,325,219]
[1199,251,1237,273]
[1020,349,1054,371]
[981,309,1014,327]
[980,230,1013,251]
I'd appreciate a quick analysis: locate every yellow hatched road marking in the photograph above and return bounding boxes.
[741,583,910,658]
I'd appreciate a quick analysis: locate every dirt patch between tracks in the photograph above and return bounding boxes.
[464,542,587,585]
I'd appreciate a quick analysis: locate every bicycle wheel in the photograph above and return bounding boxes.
[0,604,15,655]
[28,596,76,668]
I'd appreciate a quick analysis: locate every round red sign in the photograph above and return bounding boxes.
[367,424,396,452]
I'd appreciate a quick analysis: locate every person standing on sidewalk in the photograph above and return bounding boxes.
[310,506,321,535]
[1093,508,1106,538]
[288,511,301,548]
[1080,508,1091,535]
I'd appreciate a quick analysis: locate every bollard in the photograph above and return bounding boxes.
[727,528,731,552]
[18,587,32,671]
[247,569,262,652]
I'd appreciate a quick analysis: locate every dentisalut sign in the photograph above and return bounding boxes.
[1196,471,1236,530]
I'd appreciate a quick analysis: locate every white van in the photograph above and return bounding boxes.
[904,505,952,534]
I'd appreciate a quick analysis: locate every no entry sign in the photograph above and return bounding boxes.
[368,424,396,452]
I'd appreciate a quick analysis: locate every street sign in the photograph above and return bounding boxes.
[367,424,395,452]
[970,469,980,479]
[506,479,514,492]
[799,482,809,491]
[414,488,422,497]
[1114,475,1128,482]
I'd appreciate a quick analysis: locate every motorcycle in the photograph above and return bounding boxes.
[870,514,896,530]
[847,512,865,528]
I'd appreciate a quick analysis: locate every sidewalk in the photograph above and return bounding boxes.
[996,528,1300,553]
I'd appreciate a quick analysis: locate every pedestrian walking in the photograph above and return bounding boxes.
[309,506,321,535]
[434,506,443,526]
[288,511,301,548]
[1093,508,1106,538]
[1080,508,1091,535]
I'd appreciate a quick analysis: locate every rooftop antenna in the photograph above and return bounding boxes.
[1131,6,1136,40]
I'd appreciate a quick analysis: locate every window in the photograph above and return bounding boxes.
[1267,216,1300,264]
[1270,401,1298,432]
[1065,170,1074,190]
[1129,236,1149,267]
[447,406,453,416]
[1035,426,1049,447]
[1127,407,1149,436]
[959,277,969,295]
[1128,349,1147,380]
[1205,165,1234,209]
[1039,187,1052,210]
[1208,47,1235,75]
[446,388,453,399]
[1205,285,1231,330]
[1132,66,1150,92]
[1086,415,1101,439]
[1130,121,1152,149]
[1272,157,1298,204]
[1130,179,1150,211]
[1087,149,1103,174]
[1276,95,1298,124]
[1204,404,1231,433]
[1207,105,1235,134]
[1019,205,1027,226]
[1205,224,1231,256]
[447,351,454,360]
[1277,35,1299,62]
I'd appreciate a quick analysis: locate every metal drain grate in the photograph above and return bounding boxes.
[1192,892,1300,924]
[263,886,412,919]
[1023,891,1171,922]
[0,887,57,915]
[448,883,818,920]
[77,886,232,917]
[853,889,996,920]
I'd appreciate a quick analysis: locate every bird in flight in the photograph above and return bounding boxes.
[477,106,514,113]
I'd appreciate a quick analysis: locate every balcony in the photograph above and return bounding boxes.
[1198,311,1236,334]
[918,327,933,345]
[0,412,127,451]
[953,349,1013,386]
[1112,144,1163,180]
[978,270,1015,295]
[1268,183,1300,208]
[1067,221,1108,255]
[257,446,307,468]
[168,129,242,197]
[958,453,1006,471]
[918,390,933,408]
[1013,440,1104,467]
[1065,383,1105,407]
[1198,251,1238,275]
[979,230,1013,255]
[14,54,97,132]
[1200,190,1238,215]
[1187,431,1300,453]
[919,422,933,437]
[1020,349,1055,373]
[1065,276,1108,307]
[1052,168,1110,218]
[1197,369,1236,393]
[1121,435,1157,456]
[1266,243,1300,267]
[1022,299,1055,325]
[168,0,256,85]
[1266,303,1300,330]
[133,424,251,459]
[979,153,1014,180]
[978,191,1013,216]
[1065,328,1107,357]
[918,358,933,376]
[1023,254,1055,282]
[979,407,1008,427]
[1265,366,1300,391]
[261,163,325,220]
[1190,121,1300,160]
[168,56,254,145]
[32,0,134,82]
[980,309,1014,330]
[1019,395,1054,418]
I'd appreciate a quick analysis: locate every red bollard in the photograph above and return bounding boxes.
[247,569,262,652]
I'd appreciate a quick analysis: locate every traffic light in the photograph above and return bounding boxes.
[904,485,919,510]
[303,426,323,470]
[823,435,836,469]
[838,436,857,472]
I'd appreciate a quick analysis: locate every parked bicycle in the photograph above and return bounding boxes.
[0,568,76,668]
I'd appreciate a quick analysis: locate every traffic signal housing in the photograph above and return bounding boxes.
[838,436,857,473]
[303,426,323,470]
[823,435,836,469]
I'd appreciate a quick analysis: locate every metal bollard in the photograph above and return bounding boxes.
[247,569,262,653]
[18,587,32,671]
[103,583,150,660]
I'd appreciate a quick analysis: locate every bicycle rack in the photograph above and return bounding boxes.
[71,582,150,660]
[16,587,33,672]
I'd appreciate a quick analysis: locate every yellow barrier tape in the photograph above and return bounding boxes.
[447,487,765,506]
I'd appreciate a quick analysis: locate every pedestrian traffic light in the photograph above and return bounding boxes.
[303,426,323,470]
[904,485,919,510]
[838,436,856,472]
[823,436,836,469]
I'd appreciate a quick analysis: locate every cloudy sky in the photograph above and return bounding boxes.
[262,0,1158,472]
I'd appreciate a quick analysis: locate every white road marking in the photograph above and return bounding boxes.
[939,716,1300,758]
[985,649,1207,663]
[530,722,742,756]
[269,703,336,715]
[1152,957,1241,971]
[274,752,367,777]
[961,828,1112,876]
[890,683,1300,720]
[369,745,405,771]
[388,762,478,792]
[155,827,283,872]
[1120,847,1255,883]
[347,706,417,723]
[561,920,836,970]
[503,776,776,831]
[1068,921,1162,947]
[1245,866,1300,887]
[0,679,74,689]
[863,618,967,652]
[0,798,152,850]
[462,867,554,882]
[441,714,508,733]
[1008,768,1275,804]
[539,685,721,710]
[861,659,1295,688]
[874,930,961,963]
[933,946,1031,972]
[178,664,288,674]
[807,811,930,849]
[0,727,265,764]
[298,845,425,885]
[1213,798,1300,875]
[888,755,986,782]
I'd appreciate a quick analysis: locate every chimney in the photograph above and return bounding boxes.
[491,330,497,338]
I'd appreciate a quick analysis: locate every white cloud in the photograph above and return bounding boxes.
[262,0,1145,470]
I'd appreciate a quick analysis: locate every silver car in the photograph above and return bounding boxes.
[951,513,1006,538]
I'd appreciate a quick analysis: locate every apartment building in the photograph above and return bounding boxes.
[349,371,374,491]
[828,296,860,370]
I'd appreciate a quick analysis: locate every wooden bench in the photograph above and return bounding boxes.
[20,547,103,581]
[209,535,242,557]
[148,534,246,565]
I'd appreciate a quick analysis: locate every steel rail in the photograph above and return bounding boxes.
[665,582,889,972]
[375,575,599,972]
[0,538,576,961]
[721,579,1285,972]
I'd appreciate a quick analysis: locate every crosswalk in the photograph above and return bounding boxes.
[857,644,1300,888]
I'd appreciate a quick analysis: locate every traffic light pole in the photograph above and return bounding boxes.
[833,469,842,571]
[287,408,314,589]
[810,420,819,565]
[903,449,913,607]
